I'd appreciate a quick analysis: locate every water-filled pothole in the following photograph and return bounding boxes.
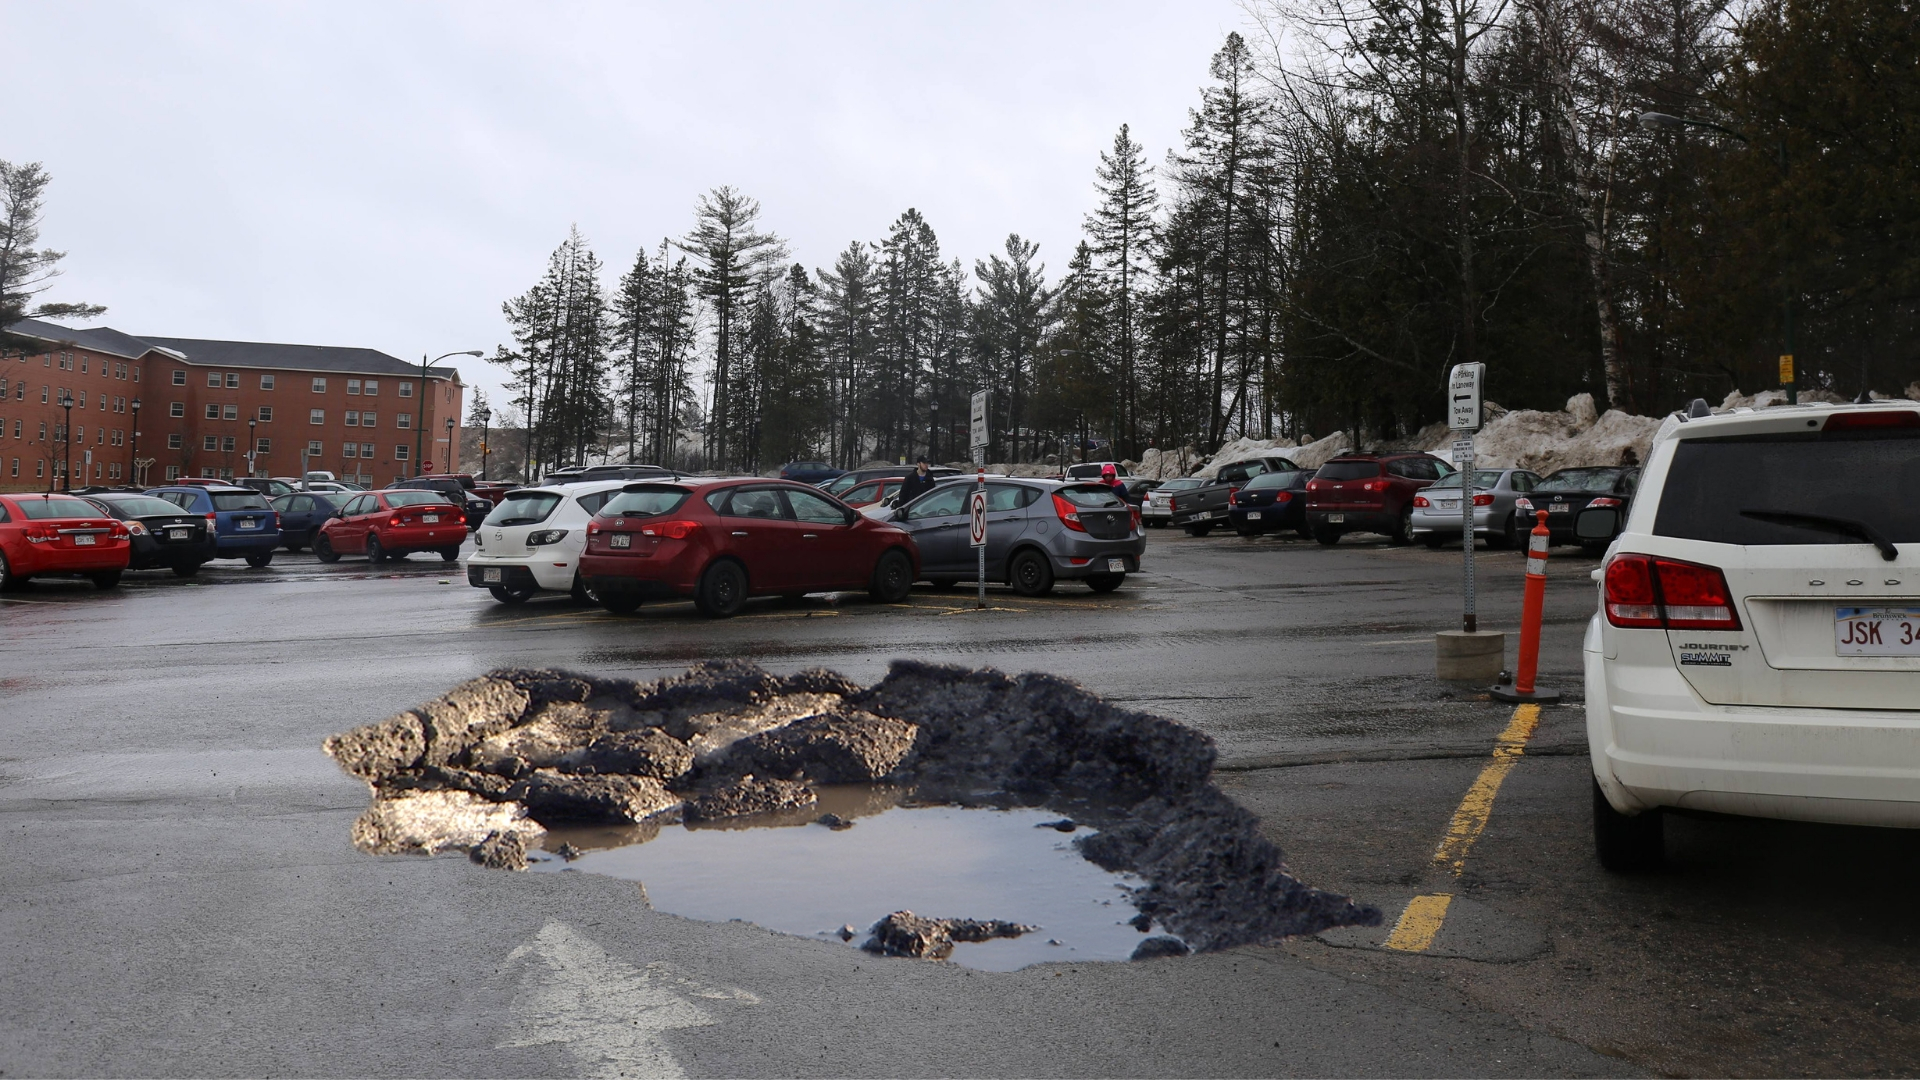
[534,788,1153,971]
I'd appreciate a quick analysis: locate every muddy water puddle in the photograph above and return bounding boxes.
[532,787,1158,971]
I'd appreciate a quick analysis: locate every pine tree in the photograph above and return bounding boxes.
[0,159,104,346]
[973,235,1052,463]
[1085,125,1158,457]
[679,187,788,468]
[818,242,880,467]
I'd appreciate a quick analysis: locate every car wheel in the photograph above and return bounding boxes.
[869,549,913,604]
[597,590,642,615]
[1593,778,1664,872]
[1421,533,1445,549]
[1388,506,1415,546]
[91,570,122,589]
[1314,527,1341,546]
[314,533,340,564]
[365,536,385,564]
[489,585,533,605]
[171,561,201,578]
[438,546,461,562]
[1295,526,1314,540]
[244,551,273,568]
[569,573,591,603]
[1235,526,1256,537]
[694,560,748,617]
[1085,572,1124,593]
[1008,548,1054,597]
[0,550,15,591]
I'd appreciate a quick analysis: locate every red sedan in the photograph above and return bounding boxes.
[0,493,133,589]
[313,490,467,564]
[579,478,918,616]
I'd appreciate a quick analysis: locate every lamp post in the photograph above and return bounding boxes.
[1636,111,1796,405]
[129,397,141,486]
[444,416,455,474]
[479,408,491,481]
[418,350,483,476]
[248,417,258,477]
[57,389,74,491]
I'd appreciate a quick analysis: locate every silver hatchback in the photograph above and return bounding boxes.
[1409,468,1543,548]
[882,477,1145,595]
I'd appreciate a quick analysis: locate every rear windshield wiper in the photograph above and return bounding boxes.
[1739,509,1899,561]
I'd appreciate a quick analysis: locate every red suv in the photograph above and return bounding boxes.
[313,490,467,564]
[0,493,133,589]
[580,478,918,617]
[1305,453,1451,545]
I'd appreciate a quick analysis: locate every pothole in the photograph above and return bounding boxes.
[324,660,1382,965]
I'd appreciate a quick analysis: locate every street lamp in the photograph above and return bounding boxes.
[444,416,455,474]
[418,350,483,475]
[57,389,74,492]
[248,417,258,477]
[479,408,491,481]
[1635,110,1797,404]
[129,397,141,486]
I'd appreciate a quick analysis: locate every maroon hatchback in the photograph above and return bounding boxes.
[579,479,919,617]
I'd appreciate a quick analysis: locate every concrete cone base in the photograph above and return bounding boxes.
[1435,630,1505,683]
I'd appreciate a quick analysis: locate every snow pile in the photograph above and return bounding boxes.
[1465,393,1660,474]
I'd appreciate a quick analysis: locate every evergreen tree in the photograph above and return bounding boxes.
[973,234,1053,463]
[1085,125,1158,457]
[818,242,880,467]
[679,187,787,468]
[0,159,104,345]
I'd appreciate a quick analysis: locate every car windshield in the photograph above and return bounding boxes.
[601,485,692,518]
[211,493,271,511]
[1536,468,1621,492]
[485,491,562,526]
[387,491,451,507]
[14,496,99,519]
[1655,426,1920,545]
[1426,470,1504,491]
[1316,461,1379,481]
[1245,471,1303,490]
[106,496,189,517]
[1159,478,1204,491]
[1056,485,1125,509]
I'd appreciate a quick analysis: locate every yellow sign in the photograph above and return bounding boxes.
[1778,354,1795,383]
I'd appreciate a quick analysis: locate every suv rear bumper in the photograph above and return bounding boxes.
[1586,616,1920,828]
[1307,508,1394,533]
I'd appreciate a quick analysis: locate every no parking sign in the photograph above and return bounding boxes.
[969,488,987,548]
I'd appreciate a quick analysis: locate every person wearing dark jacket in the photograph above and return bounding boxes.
[896,459,938,506]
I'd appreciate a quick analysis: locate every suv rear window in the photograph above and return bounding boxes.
[1654,430,1920,545]
[211,493,270,511]
[603,485,692,518]
[1315,461,1379,481]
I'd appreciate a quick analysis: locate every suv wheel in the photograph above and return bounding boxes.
[597,590,642,615]
[244,551,273,568]
[694,560,748,617]
[1008,548,1054,597]
[869,549,913,604]
[1593,778,1664,872]
[1314,527,1341,546]
[1388,506,1415,546]
[314,533,340,563]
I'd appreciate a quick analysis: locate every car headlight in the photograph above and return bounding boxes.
[527,529,568,546]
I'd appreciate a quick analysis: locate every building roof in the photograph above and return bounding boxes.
[3,320,460,381]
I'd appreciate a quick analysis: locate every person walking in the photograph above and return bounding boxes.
[1102,463,1131,503]
[896,458,938,506]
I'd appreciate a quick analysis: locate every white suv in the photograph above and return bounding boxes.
[1584,401,1920,869]
[465,481,627,604]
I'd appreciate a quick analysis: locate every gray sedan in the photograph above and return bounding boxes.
[880,477,1145,595]
[1409,468,1542,548]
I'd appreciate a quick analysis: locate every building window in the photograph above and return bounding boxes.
[396,412,411,429]
[111,429,123,447]
[225,373,239,389]
[256,438,270,453]
[164,465,179,480]
[257,406,273,422]
[38,422,46,439]
[167,433,182,449]
[36,459,44,478]
[201,467,217,478]
[347,379,361,395]
[8,458,15,478]
[260,374,275,390]
[40,386,48,403]
[73,426,83,442]
[170,402,185,418]
[221,436,236,452]
[360,442,374,458]
[394,444,410,460]
[363,379,378,396]
[113,396,124,413]
[208,372,222,387]
[343,443,358,459]
[117,363,127,380]
[306,440,322,455]
[309,409,324,425]
[360,411,376,428]
[131,367,138,383]
[222,404,239,421]
[108,462,120,479]
[203,435,218,451]
[312,378,326,393]
[398,382,412,398]
[344,410,359,427]
[205,404,221,420]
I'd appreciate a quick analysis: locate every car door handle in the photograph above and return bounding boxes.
[802,533,819,539]
[731,530,749,537]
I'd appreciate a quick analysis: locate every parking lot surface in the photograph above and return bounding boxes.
[3,531,1915,1076]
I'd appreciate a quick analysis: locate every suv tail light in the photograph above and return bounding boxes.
[205,512,217,525]
[1472,493,1494,507]
[1604,554,1742,630]
[1051,493,1087,532]
[1306,479,1326,492]
[642,519,700,540]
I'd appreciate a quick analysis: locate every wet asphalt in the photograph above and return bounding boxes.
[1,528,1915,1077]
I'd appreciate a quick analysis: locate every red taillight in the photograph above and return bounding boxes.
[1588,496,1621,508]
[643,519,700,540]
[389,516,403,527]
[589,523,600,535]
[1051,493,1087,532]
[1306,479,1326,491]
[1413,495,1429,508]
[272,512,282,528]
[1825,410,1920,430]
[1274,492,1292,503]
[1604,554,1741,630]
[1130,505,1141,531]
[1514,497,1533,511]
[22,524,56,543]
[1228,486,1240,501]
[1472,493,1495,506]
[110,525,129,541]
[205,512,217,523]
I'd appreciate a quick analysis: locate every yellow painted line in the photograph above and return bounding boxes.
[1383,703,1541,954]
[1383,894,1452,952]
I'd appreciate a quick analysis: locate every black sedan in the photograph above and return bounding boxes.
[272,491,353,551]
[81,493,217,576]
[1228,469,1312,537]
[1513,466,1640,552]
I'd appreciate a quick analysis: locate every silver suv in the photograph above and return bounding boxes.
[882,477,1145,595]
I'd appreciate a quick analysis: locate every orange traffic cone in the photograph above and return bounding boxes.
[1491,510,1562,704]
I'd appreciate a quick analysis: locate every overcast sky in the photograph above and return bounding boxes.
[6,1,1251,414]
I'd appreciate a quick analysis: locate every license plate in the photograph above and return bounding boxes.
[424,514,439,523]
[1107,558,1125,573]
[1246,512,1261,520]
[611,534,631,549]
[1437,500,1459,510]
[168,528,189,540]
[239,519,259,530]
[74,533,95,545]
[482,568,502,583]
[1326,514,1345,523]
[1836,607,1920,655]
[1197,511,1212,519]
[1550,503,1569,514]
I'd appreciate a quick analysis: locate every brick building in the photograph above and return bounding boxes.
[0,319,465,491]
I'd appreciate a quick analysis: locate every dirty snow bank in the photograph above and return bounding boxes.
[325,660,1379,955]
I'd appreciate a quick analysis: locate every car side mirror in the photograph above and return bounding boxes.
[1574,506,1619,540]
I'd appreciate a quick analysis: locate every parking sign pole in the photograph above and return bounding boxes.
[971,389,989,609]
[1448,363,1485,633]
[1458,437,1477,632]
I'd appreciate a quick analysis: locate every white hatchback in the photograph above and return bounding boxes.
[465,481,628,604]
[1584,401,1920,869]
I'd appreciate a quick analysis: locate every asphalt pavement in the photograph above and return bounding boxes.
[2,528,1914,1076]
